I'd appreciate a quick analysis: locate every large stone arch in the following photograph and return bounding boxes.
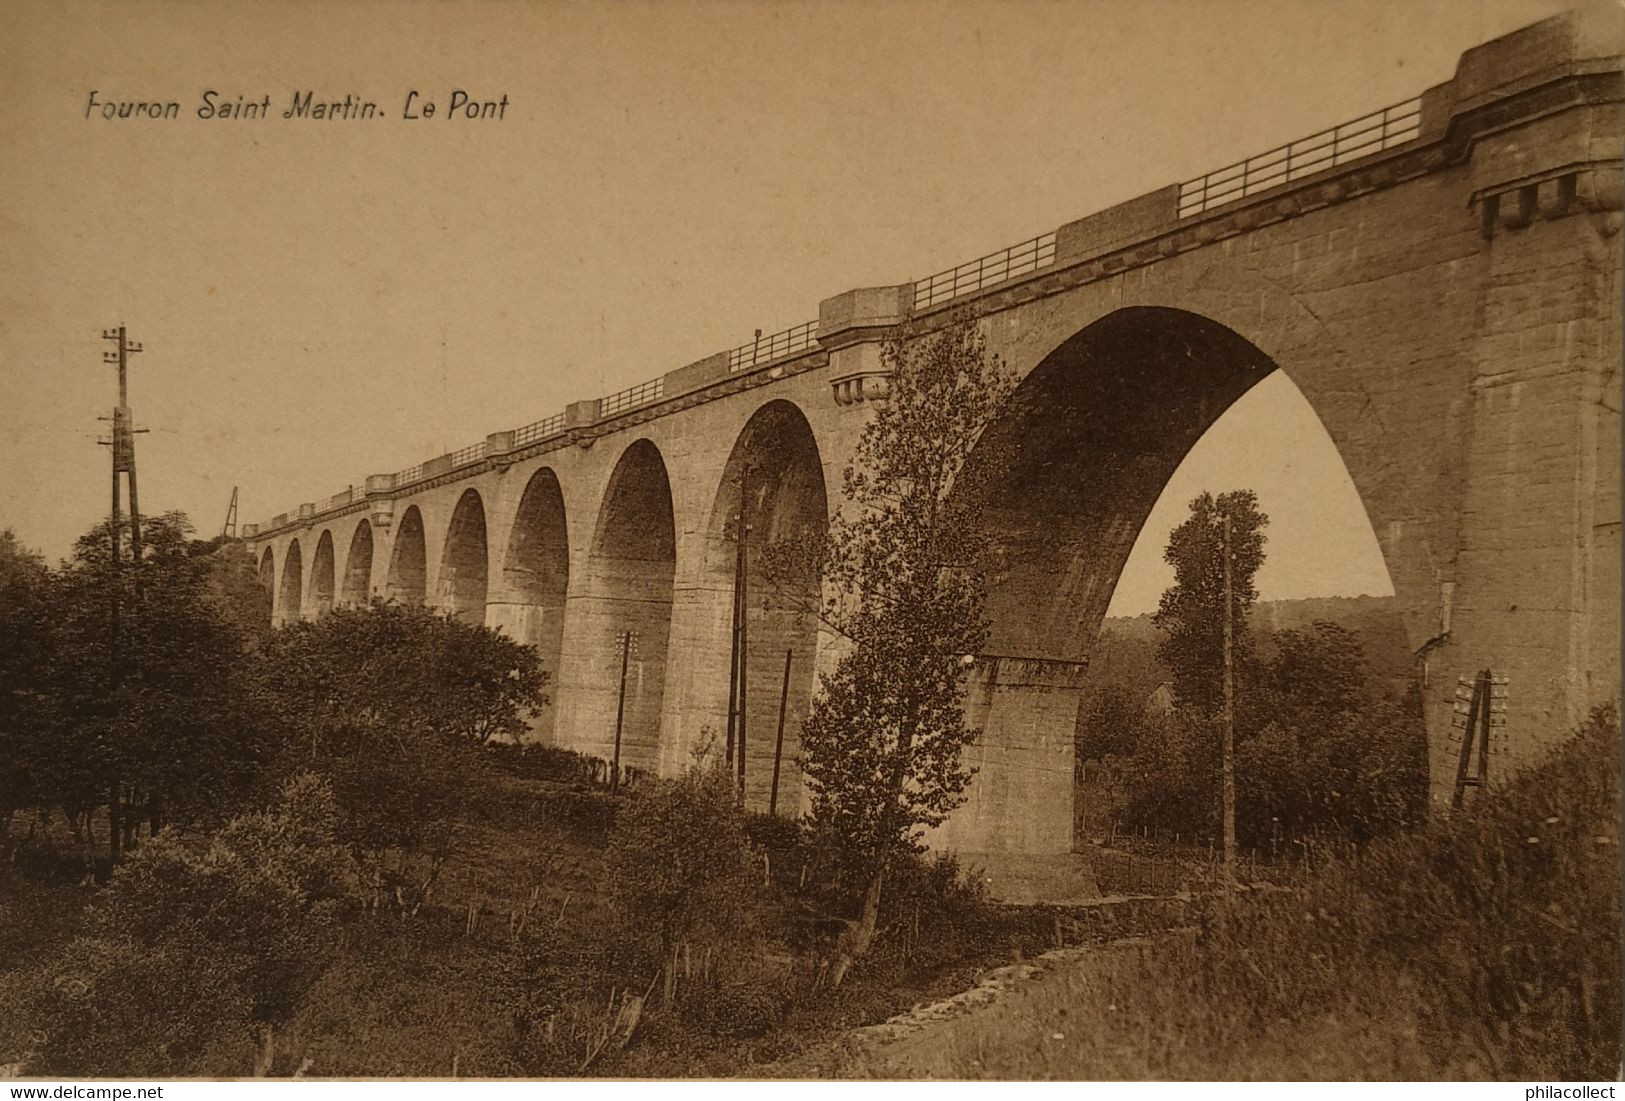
[938,304,1414,857]
[310,530,336,618]
[699,399,829,810]
[996,259,1441,664]
[386,505,428,605]
[492,467,570,742]
[340,519,373,606]
[277,539,303,625]
[559,439,677,774]
[438,488,489,622]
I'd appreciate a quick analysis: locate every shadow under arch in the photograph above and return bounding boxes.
[277,539,303,625]
[701,399,829,809]
[386,505,427,606]
[940,305,1407,857]
[567,439,677,772]
[340,519,373,607]
[439,488,489,622]
[310,530,336,618]
[494,466,570,742]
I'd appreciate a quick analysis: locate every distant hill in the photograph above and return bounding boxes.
[1084,594,1413,703]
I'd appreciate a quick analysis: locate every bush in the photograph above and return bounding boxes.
[483,742,600,785]
[20,774,357,1077]
[745,812,803,853]
[603,760,756,982]
[951,705,1622,1080]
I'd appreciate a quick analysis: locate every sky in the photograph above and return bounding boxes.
[0,0,1575,614]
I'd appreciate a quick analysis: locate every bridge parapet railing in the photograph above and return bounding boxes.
[394,462,425,487]
[448,441,486,469]
[1178,96,1422,218]
[726,320,819,373]
[912,231,1058,313]
[600,377,664,418]
[513,412,566,448]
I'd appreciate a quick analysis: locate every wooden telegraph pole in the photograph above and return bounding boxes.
[1220,512,1237,886]
[735,473,750,809]
[611,630,637,794]
[725,466,753,807]
[769,648,792,815]
[97,324,147,866]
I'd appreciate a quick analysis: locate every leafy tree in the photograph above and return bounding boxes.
[1152,490,1268,716]
[602,753,753,1004]
[1074,684,1154,764]
[25,773,356,1077]
[1116,619,1427,847]
[795,316,1015,980]
[257,600,547,863]
[44,512,264,854]
[0,531,57,822]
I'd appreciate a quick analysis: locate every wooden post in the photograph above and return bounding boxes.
[736,472,750,808]
[724,517,741,768]
[1476,669,1491,793]
[611,630,632,794]
[1220,513,1236,886]
[1452,673,1484,810]
[769,648,792,815]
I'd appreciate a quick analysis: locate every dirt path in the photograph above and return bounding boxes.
[766,932,1175,1079]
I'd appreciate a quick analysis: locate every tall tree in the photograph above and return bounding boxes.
[1152,490,1268,716]
[795,316,1015,982]
[47,512,263,854]
[257,600,547,857]
[0,530,57,821]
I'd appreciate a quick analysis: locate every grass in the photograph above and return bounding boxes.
[0,769,1187,1078]
[827,707,1622,1080]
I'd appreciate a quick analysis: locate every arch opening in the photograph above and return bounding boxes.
[310,530,336,618]
[258,547,275,590]
[702,400,829,811]
[438,489,489,622]
[571,440,677,773]
[496,468,570,742]
[951,305,1416,854]
[340,520,374,607]
[386,506,427,606]
[277,539,303,625]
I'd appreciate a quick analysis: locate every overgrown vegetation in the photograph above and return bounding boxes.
[838,706,1622,1081]
[1075,491,1428,850]
[790,315,1016,983]
[0,515,1040,1078]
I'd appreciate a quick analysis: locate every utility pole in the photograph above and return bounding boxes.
[1220,512,1237,886]
[769,649,792,816]
[102,326,146,572]
[96,324,146,866]
[735,468,750,809]
[724,498,742,769]
[611,630,636,794]
[222,486,239,539]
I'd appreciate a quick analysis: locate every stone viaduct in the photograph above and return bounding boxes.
[244,9,1622,895]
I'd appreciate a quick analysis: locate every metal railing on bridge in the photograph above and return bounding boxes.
[1178,96,1422,218]
[512,412,566,448]
[726,320,819,373]
[448,441,485,469]
[600,377,664,418]
[911,231,1057,312]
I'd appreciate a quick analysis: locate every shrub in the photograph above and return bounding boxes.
[934,705,1621,1080]
[21,774,356,1077]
